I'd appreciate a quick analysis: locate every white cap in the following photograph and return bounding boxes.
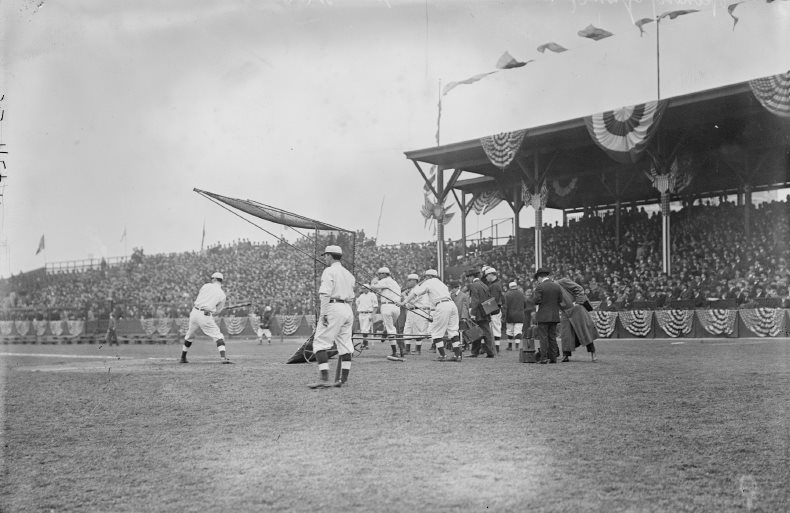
[211,272,224,281]
[509,281,517,289]
[484,267,497,275]
[377,267,391,275]
[481,265,491,274]
[407,273,419,281]
[264,306,272,311]
[323,245,343,255]
[424,269,438,277]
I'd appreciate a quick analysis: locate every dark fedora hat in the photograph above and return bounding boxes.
[465,267,481,277]
[533,267,552,280]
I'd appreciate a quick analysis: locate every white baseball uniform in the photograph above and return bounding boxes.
[355,290,378,334]
[313,261,356,355]
[185,282,226,341]
[370,276,401,334]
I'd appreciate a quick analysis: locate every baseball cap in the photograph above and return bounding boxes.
[484,267,497,276]
[211,272,224,281]
[407,273,419,281]
[424,269,438,277]
[509,281,517,289]
[323,245,343,256]
[377,267,391,275]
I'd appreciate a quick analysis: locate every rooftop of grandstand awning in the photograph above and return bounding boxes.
[404,79,790,212]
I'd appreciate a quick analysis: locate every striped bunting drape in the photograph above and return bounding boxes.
[67,320,85,336]
[33,319,47,337]
[696,309,737,336]
[749,71,790,118]
[585,101,667,164]
[49,320,64,337]
[0,321,13,335]
[277,315,302,336]
[223,316,248,336]
[739,308,787,337]
[590,311,618,338]
[471,190,504,215]
[655,309,694,337]
[619,310,653,337]
[522,182,549,210]
[480,130,527,170]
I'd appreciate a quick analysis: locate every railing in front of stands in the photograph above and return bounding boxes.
[46,256,130,274]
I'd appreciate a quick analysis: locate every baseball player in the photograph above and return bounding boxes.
[257,305,273,344]
[355,284,378,349]
[484,266,505,353]
[403,269,461,362]
[180,272,231,364]
[402,273,431,355]
[503,281,528,350]
[308,245,356,389]
[369,266,404,359]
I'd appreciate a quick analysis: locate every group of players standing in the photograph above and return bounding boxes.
[177,244,598,389]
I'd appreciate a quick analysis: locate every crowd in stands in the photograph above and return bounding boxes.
[1,196,788,320]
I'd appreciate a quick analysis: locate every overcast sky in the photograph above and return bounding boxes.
[2,0,788,276]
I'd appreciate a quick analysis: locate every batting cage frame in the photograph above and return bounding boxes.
[194,188,358,364]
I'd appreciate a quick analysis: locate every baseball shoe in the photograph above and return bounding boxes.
[221,358,234,364]
[561,356,570,362]
[307,381,331,389]
[179,356,188,364]
[332,381,344,388]
[447,356,461,362]
[434,356,447,362]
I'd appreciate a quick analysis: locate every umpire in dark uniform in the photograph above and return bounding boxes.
[533,267,562,364]
[466,268,496,358]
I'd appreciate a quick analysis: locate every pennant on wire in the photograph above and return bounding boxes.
[423,165,437,194]
[749,71,790,118]
[480,130,527,170]
[471,190,503,215]
[634,18,654,36]
[35,234,45,255]
[577,24,613,41]
[727,2,744,30]
[536,42,567,53]
[443,72,497,96]
[495,51,533,70]
[658,9,699,21]
[584,101,668,164]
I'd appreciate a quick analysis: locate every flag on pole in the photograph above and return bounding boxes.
[120,226,127,242]
[35,234,45,255]
[200,220,206,252]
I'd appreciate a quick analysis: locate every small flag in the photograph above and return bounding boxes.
[658,9,699,21]
[577,24,613,41]
[495,51,533,69]
[635,17,654,36]
[727,2,744,30]
[35,234,45,255]
[442,71,497,96]
[120,226,127,242]
[536,42,567,54]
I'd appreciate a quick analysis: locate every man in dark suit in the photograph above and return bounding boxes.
[466,268,496,358]
[533,267,562,364]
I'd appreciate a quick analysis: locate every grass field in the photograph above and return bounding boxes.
[1,336,789,513]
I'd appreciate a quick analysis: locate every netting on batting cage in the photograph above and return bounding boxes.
[194,189,357,364]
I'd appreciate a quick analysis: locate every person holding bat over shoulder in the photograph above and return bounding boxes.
[180,271,232,364]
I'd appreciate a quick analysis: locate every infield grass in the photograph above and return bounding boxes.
[1,337,789,512]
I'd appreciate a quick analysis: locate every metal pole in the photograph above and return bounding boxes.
[461,193,467,257]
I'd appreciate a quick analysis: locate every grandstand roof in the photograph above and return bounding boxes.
[404,80,790,212]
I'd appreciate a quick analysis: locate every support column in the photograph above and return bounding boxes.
[562,209,567,227]
[615,199,621,248]
[533,153,543,271]
[436,167,445,281]
[661,191,671,275]
[744,183,752,240]
[461,193,467,258]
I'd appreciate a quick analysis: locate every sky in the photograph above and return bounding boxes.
[1,0,788,277]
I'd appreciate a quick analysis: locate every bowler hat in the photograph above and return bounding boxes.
[533,267,551,280]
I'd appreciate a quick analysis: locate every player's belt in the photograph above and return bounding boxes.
[433,298,452,307]
[358,310,372,314]
[194,307,213,316]
[381,301,396,305]
[329,298,351,304]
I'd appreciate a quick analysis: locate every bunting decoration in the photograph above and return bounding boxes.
[577,24,613,41]
[749,71,790,118]
[49,320,64,337]
[521,182,548,210]
[223,316,247,336]
[0,321,13,336]
[420,195,454,233]
[646,156,693,214]
[423,165,437,194]
[156,318,173,336]
[175,317,190,335]
[619,310,654,337]
[635,10,699,36]
[495,51,533,69]
[67,320,85,336]
[33,319,47,337]
[14,320,29,336]
[480,130,527,169]
[739,308,787,337]
[140,318,157,336]
[277,314,302,336]
[471,190,504,215]
[696,309,738,336]
[655,309,694,337]
[590,311,618,338]
[537,42,567,53]
[585,101,668,164]
[551,177,578,197]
